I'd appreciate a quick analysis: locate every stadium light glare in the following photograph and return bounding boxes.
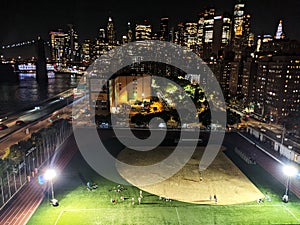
[44,169,58,206]
[283,165,298,177]
[44,169,56,181]
[282,165,298,203]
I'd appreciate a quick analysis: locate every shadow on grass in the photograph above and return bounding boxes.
[140,202,161,205]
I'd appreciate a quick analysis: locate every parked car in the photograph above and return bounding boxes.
[0,116,8,122]
[99,122,109,128]
[0,124,8,130]
[15,120,25,126]
[66,116,73,122]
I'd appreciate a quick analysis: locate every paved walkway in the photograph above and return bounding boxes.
[0,135,78,225]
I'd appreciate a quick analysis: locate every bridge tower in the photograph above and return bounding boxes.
[36,36,48,83]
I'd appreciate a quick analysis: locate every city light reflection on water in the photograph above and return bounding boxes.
[0,73,80,116]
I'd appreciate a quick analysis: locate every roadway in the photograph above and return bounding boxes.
[0,104,73,159]
[0,89,74,140]
[248,124,300,154]
[227,106,300,154]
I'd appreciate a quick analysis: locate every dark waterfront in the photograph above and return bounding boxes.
[0,73,80,116]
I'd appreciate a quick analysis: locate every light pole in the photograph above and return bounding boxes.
[44,169,58,206]
[282,165,298,203]
[280,127,285,156]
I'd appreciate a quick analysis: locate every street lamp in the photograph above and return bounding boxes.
[282,165,298,203]
[44,169,58,206]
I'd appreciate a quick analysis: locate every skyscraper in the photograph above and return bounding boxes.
[233,0,245,35]
[197,13,205,56]
[212,14,232,57]
[92,28,109,60]
[228,61,241,96]
[122,35,128,44]
[184,22,198,50]
[174,22,185,46]
[49,30,67,65]
[232,1,249,61]
[203,7,215,44]
[243,14,251,42]
[82,39,91,63]
[275,20,285,40]
[65,24,80,62]
[135,21,152,41]
[203,7,215,59]
[241,57,257,101]
[107,17,116,46]
[221,15,232,47]
[127,22,134,42]
[212,16,223,56]
[169,26,175,43]
[160,17,169,41]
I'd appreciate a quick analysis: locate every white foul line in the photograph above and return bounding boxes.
[175,207,182,225]
[54,210,64,225]
[283,205,300,223]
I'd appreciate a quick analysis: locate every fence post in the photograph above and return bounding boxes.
[7,171,11,198]
[0,177,4,205]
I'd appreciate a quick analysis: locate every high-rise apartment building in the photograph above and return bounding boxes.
[241,57,257,101]
[228,61,241,96]
[255,56,300,120]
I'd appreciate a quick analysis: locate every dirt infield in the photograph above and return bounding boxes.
[116,146,264,205]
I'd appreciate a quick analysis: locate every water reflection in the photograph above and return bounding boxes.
[0,73,80,115]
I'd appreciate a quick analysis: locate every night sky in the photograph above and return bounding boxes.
[0,0,300,45]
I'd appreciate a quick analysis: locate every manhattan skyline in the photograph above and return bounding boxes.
[0,0,300,45]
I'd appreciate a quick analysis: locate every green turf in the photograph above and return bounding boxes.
[27,149,300,225]
[52,205,299,225]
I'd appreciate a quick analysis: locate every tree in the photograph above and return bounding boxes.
[227,110,241,125]
[18,140,33,154]
[8,144,23,163]
[279,112,300,134]
[131,113,146,126]
[199,109,211,127]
